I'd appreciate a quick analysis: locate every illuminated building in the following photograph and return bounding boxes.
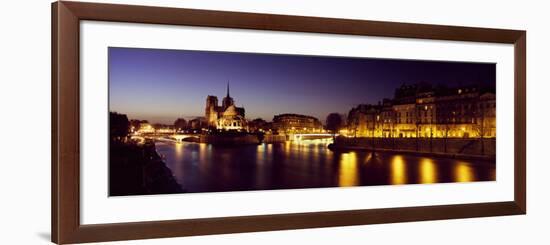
[392,103,417,138]
[477,92,496,137]
[346,83,496,138]
[377,99,395,137]
[216,104,247,131]
[272,113,323,134]
[155,127,176,134]
[136,123,155,134]
[347,104,382,137]
[415,91,436,138]
[136,123,176,134]
[434,87,495,138]
[205,83,247,131]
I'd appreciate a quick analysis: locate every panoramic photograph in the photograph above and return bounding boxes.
[108,47,496,196]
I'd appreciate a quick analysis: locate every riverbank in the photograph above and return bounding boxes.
[330,137,496,162]
[109,140,183,196]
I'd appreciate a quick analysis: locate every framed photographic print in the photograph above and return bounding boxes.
[52,1,526,244]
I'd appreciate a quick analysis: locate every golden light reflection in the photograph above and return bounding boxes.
[390,155,407,185]
[312,142,320,162]
[199,143,208,164]
[419,158,437,184]
[454,162,475,182]
[312,144,319,154]
[174,142,183,158]
[325,145,334,162]
[256,144,268,164]
[257,144,265,153]
[284,141,291,156]
[338,152,359,187]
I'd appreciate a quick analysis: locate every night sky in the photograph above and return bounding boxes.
[109,47,495,124]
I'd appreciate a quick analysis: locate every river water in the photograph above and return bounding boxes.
[154,139,495,193]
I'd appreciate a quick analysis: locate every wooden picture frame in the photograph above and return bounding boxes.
[51,1,526,244]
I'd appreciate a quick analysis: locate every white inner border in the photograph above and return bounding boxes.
[80,21,514,225]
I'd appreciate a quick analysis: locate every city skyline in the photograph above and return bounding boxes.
[109,47,496,124]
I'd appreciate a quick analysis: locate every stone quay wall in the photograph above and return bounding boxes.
[333,137,496,157]
[200,134,260,145]
[262,135,287,143]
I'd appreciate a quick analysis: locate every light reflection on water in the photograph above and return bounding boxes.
[391,155,407,185]
[420,157,438,184]
[154,139,495,193]
[454,161,475,182]
[339,152,359,187]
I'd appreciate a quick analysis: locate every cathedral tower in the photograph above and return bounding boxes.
[222,82,235,110]
[205,95,218,127]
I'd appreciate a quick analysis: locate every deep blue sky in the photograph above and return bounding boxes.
[109,47,495,124]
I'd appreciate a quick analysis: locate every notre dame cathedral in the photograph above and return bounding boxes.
[205,83,247,131]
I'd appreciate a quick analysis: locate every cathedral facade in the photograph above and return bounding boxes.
[205,84,247,131]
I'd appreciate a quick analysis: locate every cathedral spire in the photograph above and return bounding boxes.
[221,81,235,110]
[226,81,230,97]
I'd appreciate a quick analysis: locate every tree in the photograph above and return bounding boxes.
[443,123,451,153]
[250,118,267,132]
[110,112,129,141]
[326,113,343,137]
[473,102,486,155]
[129,119,142,133]
[371,113,377,152]
[429,117,434,153]
[415,120,420,152]
[174,118,187,132]
[390,117,396,149]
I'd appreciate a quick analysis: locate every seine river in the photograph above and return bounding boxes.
[154,139,495,193]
